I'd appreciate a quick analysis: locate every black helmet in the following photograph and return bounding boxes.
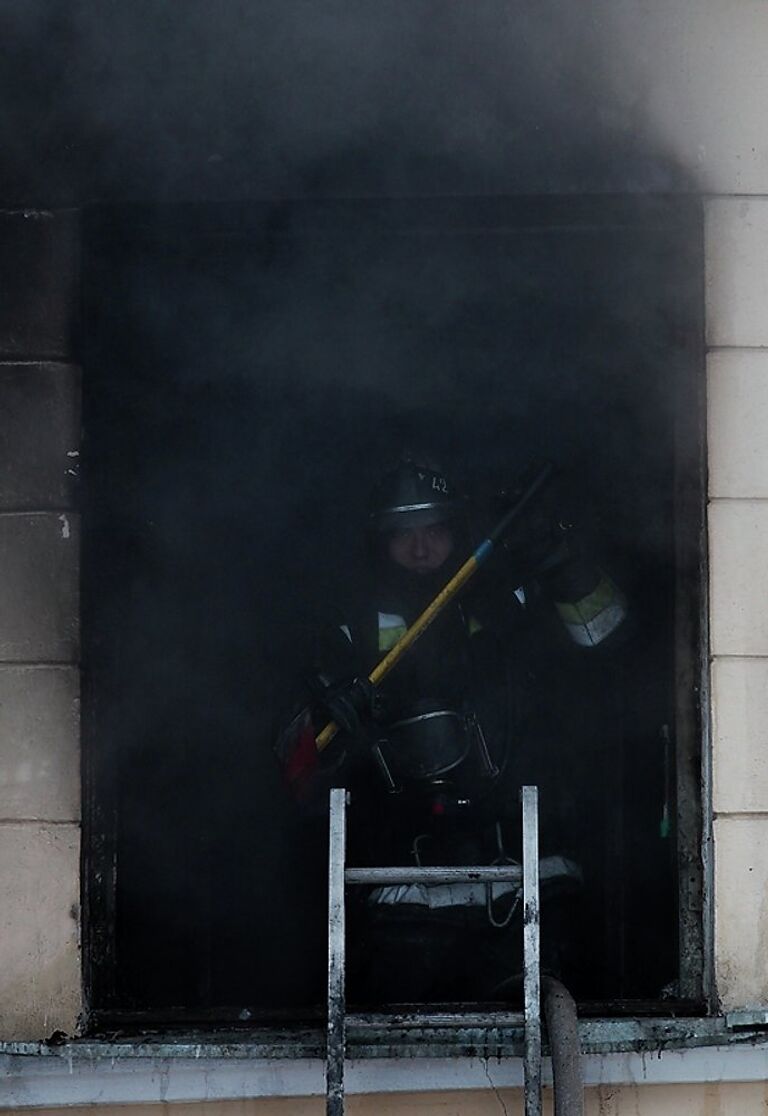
[369,457,465,533]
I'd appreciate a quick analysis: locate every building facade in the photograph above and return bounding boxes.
[3,2,768,1111]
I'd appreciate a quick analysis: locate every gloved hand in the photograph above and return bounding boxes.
[496,498,571,584]
[503,508,603,603]
[309,674,377,741]
[494,464,596,591]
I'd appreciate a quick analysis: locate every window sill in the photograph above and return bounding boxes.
[2,1017,768,1108]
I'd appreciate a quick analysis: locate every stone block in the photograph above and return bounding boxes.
[0,362,80,510]
[586,1085,768,1116]
[0,513,79,662]
[0,210,79,359]
[0,666,79,822]
[709,500,768,657]
[714,815,768,1010]
[706,198,768,348]
[708,351,768,498]
[634,4,768,195]
[712,658,768,814]
[0,822,81,1040]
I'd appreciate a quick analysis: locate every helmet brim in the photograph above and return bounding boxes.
[372,498,465,533]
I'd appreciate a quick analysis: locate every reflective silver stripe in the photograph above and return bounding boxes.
[562,600,627,647]
[339,624,352,643]
[390,709,460,729]
[540,855,583,884]
[368,857,581,909]
[514,586,526,606]
[374,501,444,515]
[368,881,520,909]
[378,612,406,629]
[378,611,408,652]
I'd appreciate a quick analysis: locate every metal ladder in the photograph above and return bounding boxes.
[326,784,542,1116]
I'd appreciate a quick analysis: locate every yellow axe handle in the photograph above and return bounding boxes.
[315,551,482,752]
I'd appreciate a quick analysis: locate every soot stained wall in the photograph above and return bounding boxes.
[0,209,81,1041]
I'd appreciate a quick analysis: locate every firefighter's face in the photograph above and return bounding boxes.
[387,522,455,573]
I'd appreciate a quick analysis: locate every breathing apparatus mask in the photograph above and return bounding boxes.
[370,698,499,805]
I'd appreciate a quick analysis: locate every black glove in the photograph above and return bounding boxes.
[504,512,603,603]
[538,532,603,604]
[497,505,570,583]
[495,465,595,593]
[309,674,377,741]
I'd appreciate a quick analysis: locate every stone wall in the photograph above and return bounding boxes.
[0,210,82,1040]
[707,197,768,1010]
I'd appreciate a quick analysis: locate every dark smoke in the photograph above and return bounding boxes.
[0,0,701,1013]
[0,0,692,205]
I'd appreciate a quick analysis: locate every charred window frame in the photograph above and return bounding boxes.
[80,195,708,1029]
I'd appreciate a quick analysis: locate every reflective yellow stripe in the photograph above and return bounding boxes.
[379,624,407,651]
[555,574,620,625]
[378,611,483,648]
[555,574,627,647]
[378,612,407,652]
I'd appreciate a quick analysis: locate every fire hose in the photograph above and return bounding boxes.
[543,975,584,1116]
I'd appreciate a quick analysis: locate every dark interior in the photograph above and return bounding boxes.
[81,196,704,1021]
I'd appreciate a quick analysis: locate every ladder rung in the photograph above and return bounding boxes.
[347,1010,525,1029]
[345,865,522,885]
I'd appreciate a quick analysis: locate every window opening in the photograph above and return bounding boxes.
[81,196,705,1026]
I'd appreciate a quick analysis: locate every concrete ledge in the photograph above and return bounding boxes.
[2,1039,768,1107]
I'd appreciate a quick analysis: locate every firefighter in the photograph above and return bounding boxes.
[275,455,627,1003]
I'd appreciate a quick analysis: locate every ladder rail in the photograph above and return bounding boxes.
[326,787,347,1116]
[522,784,542,1116]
